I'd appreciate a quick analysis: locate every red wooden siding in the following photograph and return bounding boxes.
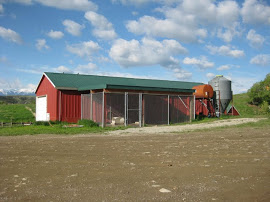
[60,90,82,123]
[36,75,59,121]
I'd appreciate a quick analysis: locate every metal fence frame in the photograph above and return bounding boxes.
[81,92,195,128]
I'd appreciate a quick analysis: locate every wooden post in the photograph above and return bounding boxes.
[1,122,3,127]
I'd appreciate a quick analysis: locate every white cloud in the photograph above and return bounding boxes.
[5,0,33,5]
[250,54,270,66]
[126,15,207,43]
[206,45,244,58]
[84,11,117,40]
[0,56,7,63]
[34,0,97,11]
[183,56,214,69]
[173,68,192,80]
[47,30,64,39]
[35,39,49,50]
[109,37,187,69]
[216,22,242,43]
[66,41,100,58]
[0,77,22,90]
[126,0,241,43]
[0,26,22,44]
[0,4,4,13]
[75,63,97,74]
[0,77,36,93]
[63,20,84,36]
[54,65,72,73]
[217,65,231,71]
[206,72,215,80]
[246,29,265,48]
[241,0,270,25]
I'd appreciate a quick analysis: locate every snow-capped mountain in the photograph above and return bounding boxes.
[0,89,35,96]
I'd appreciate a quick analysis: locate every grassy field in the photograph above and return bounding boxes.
[233,93,261,117]
[0,95,35,104]
[0,104,35,122]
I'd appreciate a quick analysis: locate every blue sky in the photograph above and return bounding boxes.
[0,0,269,94]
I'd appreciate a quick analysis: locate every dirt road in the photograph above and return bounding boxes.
[0,120,269,201]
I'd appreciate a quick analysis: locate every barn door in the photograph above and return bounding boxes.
[36,96,49,121]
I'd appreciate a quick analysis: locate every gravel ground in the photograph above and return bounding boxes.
[0,118,269,201]
[108,118,266,135]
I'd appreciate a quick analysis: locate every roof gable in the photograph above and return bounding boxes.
[43,72,203,93]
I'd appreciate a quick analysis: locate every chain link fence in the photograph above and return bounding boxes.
[81,94,91,120]
[81,92,194,127]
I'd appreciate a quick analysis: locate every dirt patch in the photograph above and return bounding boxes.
[0,124,269,201]
[108,118,266,135]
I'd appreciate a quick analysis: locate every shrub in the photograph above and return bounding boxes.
[78,119,99,127]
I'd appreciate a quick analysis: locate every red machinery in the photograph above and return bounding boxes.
[193,84,215,117]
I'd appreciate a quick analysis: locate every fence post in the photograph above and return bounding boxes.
[102,91,105,128]
[139,93,142,127]
[1,122,3,127]
[168,95,170,125]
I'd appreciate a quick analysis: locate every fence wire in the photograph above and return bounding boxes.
[81,94,91,120]
[81,92,194,127]
[144,94,168,125]
[169,96,191,124]
[105,93,125,126]
[92,92,103,124]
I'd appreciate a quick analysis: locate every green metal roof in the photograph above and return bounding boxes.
[44,72,203,93]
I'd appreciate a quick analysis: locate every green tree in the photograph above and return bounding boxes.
[248,73,270,105]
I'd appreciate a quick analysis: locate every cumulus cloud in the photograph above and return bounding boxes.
[0,26,22,44]
[217,65,231,71]
[63,20,84,36]
[241,0,270,25]
[85,11,117,40]
[0,77,36,93]
[109,37,187,68]
[66,41,100,58]
[183,56,214,69]
[34,0,97,11]
[109,37,191,80]
[111,0,180,6]
[75,63,97,74]
[47,30,64,39]
[206,45,244,58]
[126,0,241,43]
[206,72,215,79]
[0,4,4,13]
[246,29,265,48]
[54,65,72,73]
[35,39,49,50]
[173,68,192,80]
[250,54,270,66]
[4,0,33,5]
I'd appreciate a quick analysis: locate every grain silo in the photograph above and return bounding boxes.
[209,75,232,116]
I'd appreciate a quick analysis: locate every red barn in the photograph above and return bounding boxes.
[35,72,202,126]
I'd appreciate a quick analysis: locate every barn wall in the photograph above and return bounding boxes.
[36,76,58,121]
[60,90,89,123]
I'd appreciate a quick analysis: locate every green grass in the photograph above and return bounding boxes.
[233,93,261,117]
[0,123,127,136]
[0,104,35,122]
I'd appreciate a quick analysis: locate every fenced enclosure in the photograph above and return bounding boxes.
[81,92,194,127]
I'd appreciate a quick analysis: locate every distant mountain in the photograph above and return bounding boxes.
[0,89,35,96]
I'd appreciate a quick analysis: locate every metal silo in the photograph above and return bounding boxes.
[209,75,232,116]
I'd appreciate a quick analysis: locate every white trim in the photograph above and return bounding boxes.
[35,73,56,94]
[44,73,56,88]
